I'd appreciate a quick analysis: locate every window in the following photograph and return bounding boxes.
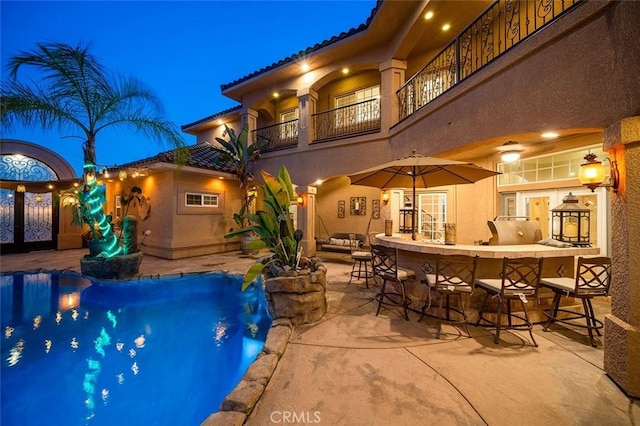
[498,146,606,186]
[418,192,447,241]
[279,109,299,140]
[185,192,219,207]
[335,85,380,126]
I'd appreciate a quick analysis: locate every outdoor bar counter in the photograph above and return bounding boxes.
[373,233,601,322]
[374,233,600,279]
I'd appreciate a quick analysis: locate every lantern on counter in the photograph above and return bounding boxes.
[551,192,591,246]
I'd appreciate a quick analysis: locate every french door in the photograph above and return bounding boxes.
[516,187,608,255]
[0,189,58,253]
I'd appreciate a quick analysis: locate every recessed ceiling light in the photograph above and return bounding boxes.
[541,132,559,138]
[442,23,451,31]
[342,68,349,75]
[424,11,433,20]
[272,92,279,98]
[301,63,309,72]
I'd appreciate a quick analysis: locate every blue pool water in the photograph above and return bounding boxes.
[0,272,272,426]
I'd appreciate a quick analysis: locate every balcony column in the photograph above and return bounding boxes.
[295,186,317,257]
[297,88,318,148]
[379,59,407,131]
[241,108,259,143]
[603,115,640,398]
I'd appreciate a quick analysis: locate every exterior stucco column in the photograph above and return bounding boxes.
[296,186,317,257]
[296,88,318,149]
[603,115,640,398]
[379,59,407,132]
[241,108,259,143]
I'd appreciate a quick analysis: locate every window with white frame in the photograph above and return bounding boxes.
[279,109,299,140]
[185,192,219,207]
[418,192,447,240]
[498,146,606,186]
[334,85,380,126]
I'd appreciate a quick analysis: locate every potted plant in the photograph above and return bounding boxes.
[227,166,327,325]
[211,124,268,254]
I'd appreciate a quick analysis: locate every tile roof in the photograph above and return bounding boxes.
[181,105,242,131]
[220,1,381,91]
[107,142,236,174]
[181,1,382,130]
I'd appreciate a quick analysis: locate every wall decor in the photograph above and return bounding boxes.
[338,200,345,218]
[372,199,381,219]
[350,197,366,216]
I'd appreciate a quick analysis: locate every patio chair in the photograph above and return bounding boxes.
[370,244,415,320]
[420,254,479,338]
[540,256,611,347]
[475,257,543,346]
[348,233,372,288]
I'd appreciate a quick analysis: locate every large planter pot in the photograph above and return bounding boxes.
[263,260,327,325]
[241,234,259,255]
[80,251,144,280]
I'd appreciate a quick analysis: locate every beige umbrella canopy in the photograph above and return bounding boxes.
[348,150,500,240]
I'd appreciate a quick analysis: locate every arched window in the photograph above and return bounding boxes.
[0,154,58,181]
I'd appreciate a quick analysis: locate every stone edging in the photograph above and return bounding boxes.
[201,318,293,426]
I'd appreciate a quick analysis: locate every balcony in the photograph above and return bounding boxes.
[254,119,299,152]
[398,0,582,122]
[313,98,381,142]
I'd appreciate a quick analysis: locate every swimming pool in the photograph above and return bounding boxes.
[0,271,272,425]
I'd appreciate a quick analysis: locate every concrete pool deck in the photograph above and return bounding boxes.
[2,249,639,425]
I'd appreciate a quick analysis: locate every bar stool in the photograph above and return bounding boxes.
[370,244,415,321]
[420,254,479,338]
[475,257,543,346]
[348,233,372,288]
[540,256,611,347]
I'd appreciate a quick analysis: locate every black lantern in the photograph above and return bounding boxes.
[551,192,591,246]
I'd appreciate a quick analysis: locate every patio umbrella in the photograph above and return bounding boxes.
[348,150,500,240]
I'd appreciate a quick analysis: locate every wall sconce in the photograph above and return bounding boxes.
[297,194,304,207]
[35,194,44,203]
[578,152,619,193]
[16,184,26,193]
[118,170,127,181]
[498,141,524,163]
[381,191,389,204]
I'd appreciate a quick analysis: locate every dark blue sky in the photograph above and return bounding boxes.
[1,0,377,174]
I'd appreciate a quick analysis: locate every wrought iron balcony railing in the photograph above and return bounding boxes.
[398,0,582,121]
[253,119,299,152]
[313,98,380,142]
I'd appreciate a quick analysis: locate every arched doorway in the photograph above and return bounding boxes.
[0,140,78,253]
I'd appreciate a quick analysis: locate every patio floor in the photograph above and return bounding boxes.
[2,249,639,425]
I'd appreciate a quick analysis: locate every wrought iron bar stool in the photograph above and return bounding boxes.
[475,257,543,347]
[420,254,479,339]
[540,256,611,347]
[370,244,415,321]
[348,233,372,288]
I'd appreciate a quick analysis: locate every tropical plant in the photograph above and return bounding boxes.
[211,124,268,230]
[0,41,186,257]
[227,166,304,290]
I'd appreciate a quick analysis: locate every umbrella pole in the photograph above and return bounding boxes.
[412,169,418,240]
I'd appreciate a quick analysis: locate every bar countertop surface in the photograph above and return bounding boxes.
[374,233,601,258]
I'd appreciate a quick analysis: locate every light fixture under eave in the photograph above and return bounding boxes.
[578,152,619,193]
[498,141,524,163]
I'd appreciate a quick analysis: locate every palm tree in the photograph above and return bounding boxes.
[0,41,186,257]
